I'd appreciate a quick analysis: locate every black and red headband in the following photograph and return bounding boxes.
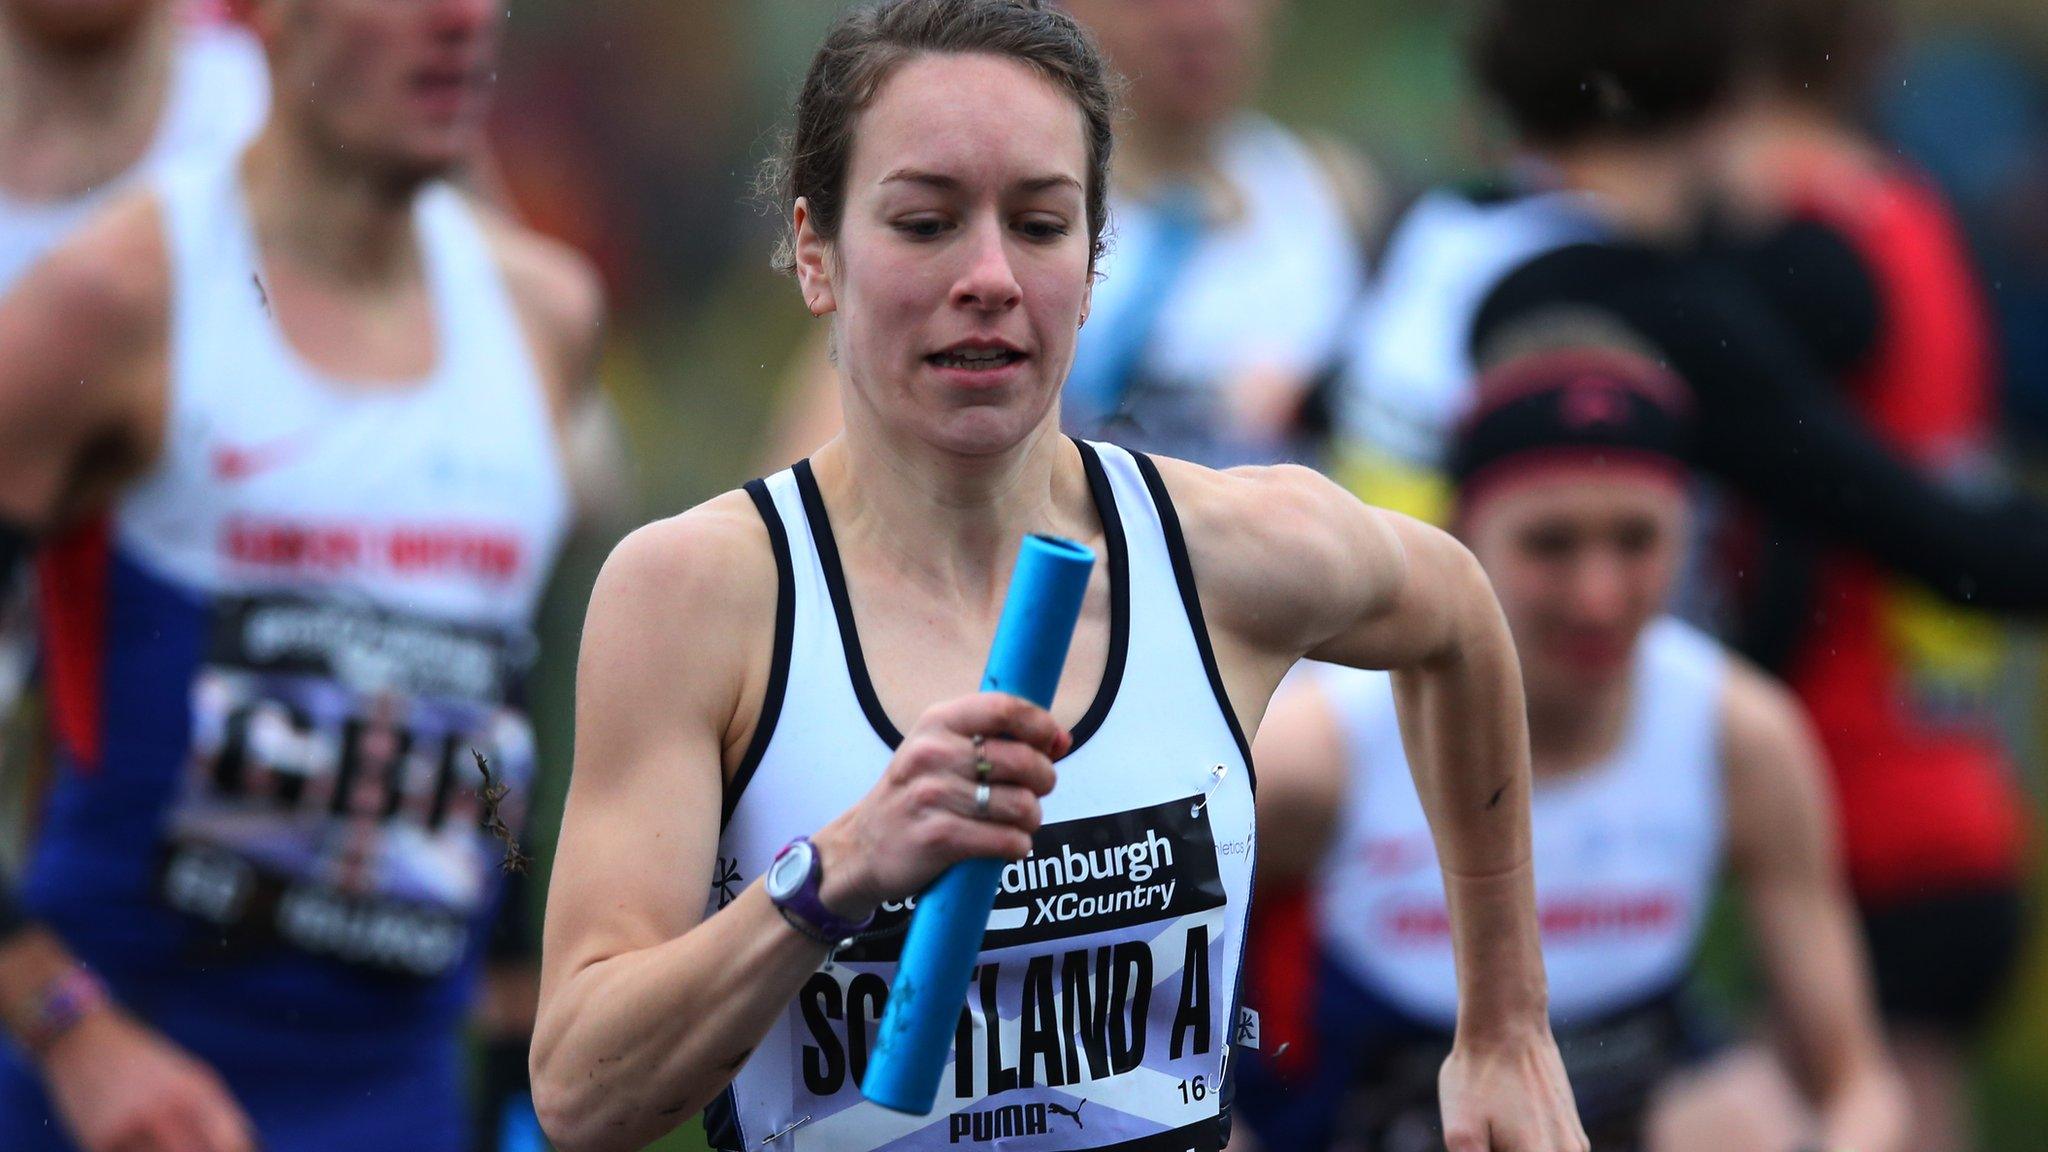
[1449,348,1696,507]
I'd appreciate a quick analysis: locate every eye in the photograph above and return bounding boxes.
[1612,520,1660,556]
[893,216,951,240]
[1519,526,1576,561]
[1015,215,1072,242]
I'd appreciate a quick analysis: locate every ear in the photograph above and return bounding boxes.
[1078,273,1094,329]
[792,198,837,318]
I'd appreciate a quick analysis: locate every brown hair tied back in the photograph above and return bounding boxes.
[762,0,1119,276]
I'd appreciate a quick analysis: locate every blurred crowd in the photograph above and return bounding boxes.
[3,0,2048,1150]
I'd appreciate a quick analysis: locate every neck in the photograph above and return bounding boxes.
[242,121,427,286]
[0,8,176,200]
[811,408,1085,609]
[1723,94,1863,169]
[1524,676,1632,778]
[1540,137,1703,244]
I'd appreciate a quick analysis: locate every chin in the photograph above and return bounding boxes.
[375,139,475,186]
[5,0,154,50]
[922,406,1053,458]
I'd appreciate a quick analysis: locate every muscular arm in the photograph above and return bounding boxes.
[1721,664,1905,1152]
[1155,459,1549,1053]
[530,506,835,1152]
[1480,246,2048,610]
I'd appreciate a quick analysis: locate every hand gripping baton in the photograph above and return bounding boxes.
[861,533,1096,1114]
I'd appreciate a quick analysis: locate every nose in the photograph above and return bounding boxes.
[953,218,1023,315]
[1564,551,1633,627]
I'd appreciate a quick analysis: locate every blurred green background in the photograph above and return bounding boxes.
[488,2,2048,1148]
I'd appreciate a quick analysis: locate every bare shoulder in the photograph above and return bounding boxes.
[1147,455,1393,564]
[10,190,170,346]
[1718,655,1822,772]
[580,487,783,764]
[471,201,606,410]
[1716,653,1836,864]
[1145,455,1405,647]
[0,190,173,521]
[594,489,775,637]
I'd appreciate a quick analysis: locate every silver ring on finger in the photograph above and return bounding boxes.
[973,781,993,820]
[971,733,994,783]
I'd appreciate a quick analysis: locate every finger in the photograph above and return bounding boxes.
[940,816,1037,862]
[1441,1121,1489,1152]
[944,782,1043,833]
[954,736,1056,795]
[119,1112,204,1152]
[190,1093,258,1152]
[931,693,1067,755]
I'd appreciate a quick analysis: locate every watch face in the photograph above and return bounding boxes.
[766,840,815,901]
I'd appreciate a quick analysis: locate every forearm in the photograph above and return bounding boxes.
[1389,561,1546,1034]
[531,884,832,1152]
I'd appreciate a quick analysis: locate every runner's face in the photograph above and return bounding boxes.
[1064,0,1275,132]
[264,0,498,175]
[1464,473,1687,692]
[1,0,156,50]
[799,53,1093,456]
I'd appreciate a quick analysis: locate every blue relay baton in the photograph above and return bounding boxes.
[861,533,1095,1115]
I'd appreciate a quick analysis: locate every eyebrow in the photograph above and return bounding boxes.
[878,169,1084,195]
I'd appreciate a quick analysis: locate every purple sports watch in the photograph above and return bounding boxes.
[766,836,875,945]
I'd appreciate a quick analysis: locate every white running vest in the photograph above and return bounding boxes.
[1313,619,1726,1026]
[1337,188,1601,473]
[130,153,569,624]
[102,152,569,975]
[713,442,1257,1152]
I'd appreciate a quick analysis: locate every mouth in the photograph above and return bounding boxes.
[409,66,486,113]
[925,343,1028,373]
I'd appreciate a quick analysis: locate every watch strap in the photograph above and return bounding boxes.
[770,837,876,944]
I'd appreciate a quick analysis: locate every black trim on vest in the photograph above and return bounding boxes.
[790,439,1129,757]
[1067,440,1129,747]
[727,479,797,830]
[1129,451,1256,787]
[701,1085,745,1152]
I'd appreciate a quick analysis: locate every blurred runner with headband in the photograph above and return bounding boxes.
[1239,349,1904,1152]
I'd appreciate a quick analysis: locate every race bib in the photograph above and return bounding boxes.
[782,796,1236,1151]
[159,594,535,979]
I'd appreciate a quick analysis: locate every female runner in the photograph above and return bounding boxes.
[531,3,1580,1151]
